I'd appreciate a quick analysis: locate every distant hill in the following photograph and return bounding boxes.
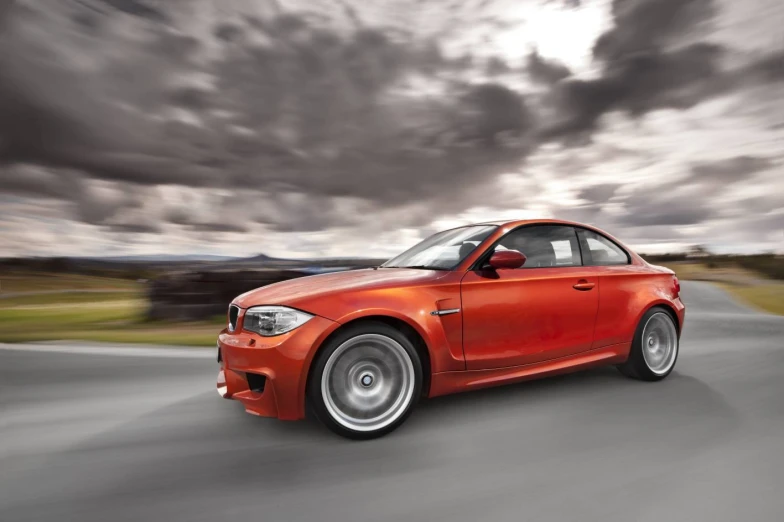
[242,253,276,263]
[75,254,243,263]
[0,251,387,278]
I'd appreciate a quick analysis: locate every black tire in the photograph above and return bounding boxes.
[617,306,679,381]
[307,321,423,440]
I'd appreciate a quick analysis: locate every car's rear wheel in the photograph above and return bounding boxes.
[617,307,679,381]
[308,321,422,439]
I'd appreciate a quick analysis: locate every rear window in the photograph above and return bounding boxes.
[578,229,630,266]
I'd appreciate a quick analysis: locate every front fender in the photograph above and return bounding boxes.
[294,303,464,419]
[332,304,465,374]
[288,274,467,410]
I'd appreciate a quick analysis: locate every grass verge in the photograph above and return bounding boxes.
[0,298,223,346]
[717,283,784,316]
[0,326,222,346]
[1,271,140,293]
[0,273,222,346]
[664,262,784,316]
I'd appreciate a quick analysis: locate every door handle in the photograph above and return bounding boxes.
[573,280,595,291]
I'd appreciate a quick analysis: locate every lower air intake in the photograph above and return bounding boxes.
[246,372,266,393]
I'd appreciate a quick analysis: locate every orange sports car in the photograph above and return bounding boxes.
[217,219,684,439]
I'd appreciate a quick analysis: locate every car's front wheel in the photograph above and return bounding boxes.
[308,321,422,439]
[617,307,679,381]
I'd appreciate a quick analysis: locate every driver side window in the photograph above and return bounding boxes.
[495,225,581,268]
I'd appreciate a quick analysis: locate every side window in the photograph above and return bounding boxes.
[578,229,630,266]
[495,225,581,268]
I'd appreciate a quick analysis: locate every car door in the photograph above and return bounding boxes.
[460,225,599,370]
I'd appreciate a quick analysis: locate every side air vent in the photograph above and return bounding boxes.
[228,304,240,332]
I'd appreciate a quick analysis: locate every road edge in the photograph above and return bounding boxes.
[0,341,215,358]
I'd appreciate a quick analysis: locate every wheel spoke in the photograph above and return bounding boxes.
[321,333,415,432]
[641,313,678,375]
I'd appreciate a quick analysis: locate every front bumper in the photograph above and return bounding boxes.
[216,315,337,420]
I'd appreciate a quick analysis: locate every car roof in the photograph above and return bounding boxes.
[475,218,593,228]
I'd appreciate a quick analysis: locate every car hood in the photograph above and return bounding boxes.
[232,268,450,312]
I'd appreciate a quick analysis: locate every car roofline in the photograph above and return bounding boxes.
[474,218,586,228]
[456,219,644,270]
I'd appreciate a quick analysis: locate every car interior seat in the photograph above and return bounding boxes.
[458,242,476,262]
[591,249,609,265]
[523,238,556,267]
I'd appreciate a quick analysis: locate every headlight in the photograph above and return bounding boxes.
[242,306,313,336]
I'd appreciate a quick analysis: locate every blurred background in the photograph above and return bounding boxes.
[1,2,784,522]
[0,0,781,342]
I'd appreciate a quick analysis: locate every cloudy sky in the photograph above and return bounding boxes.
[0,0,782,258]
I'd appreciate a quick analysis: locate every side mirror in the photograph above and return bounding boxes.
[488,250,526,270]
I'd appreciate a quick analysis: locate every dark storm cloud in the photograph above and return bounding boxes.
[0,4,214,189]
[578,183,620,204]
[737,194,784,214]
[214,22,242,42]
[610,155,782,230]
[608,43,726,115]
[186,222,248,234]
[1,0,782,253]
[0,164,144,227]
[605,154,782,230]
[545,42,727,137]
[738,50,784,84]
[621,189,715,227]
[203,16,535,221]
[486,56,511,76]
[107,222,161,234]
[165,208,249,234]
[0,166,68,200]
[462,83,529,146]
[592,0,716,62]
[168,86,213,111]
[690,156,775,185]
[541,0,783,141]
[527,51,571,85]
[72,184,143,227]
[252,194,363,233]
[96,0,169,23]
[0,2,540,234]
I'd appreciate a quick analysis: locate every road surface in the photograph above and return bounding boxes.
[1,282,783,521]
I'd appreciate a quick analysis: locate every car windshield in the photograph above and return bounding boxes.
[381,225,498,270]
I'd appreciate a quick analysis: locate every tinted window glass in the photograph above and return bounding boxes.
[578,229,630,266]
[495,226,581,268]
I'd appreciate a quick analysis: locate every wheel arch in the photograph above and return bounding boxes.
[642,301,681,337]
[302,314,433,409]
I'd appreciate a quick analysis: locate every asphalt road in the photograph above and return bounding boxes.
[1,281,783,522]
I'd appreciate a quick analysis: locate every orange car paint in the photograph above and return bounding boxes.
[461,266,600,369]
[428,343,630,397]
[217,219,685,421]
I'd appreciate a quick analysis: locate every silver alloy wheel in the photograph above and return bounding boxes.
[321,333,415,432]
[641,312,678,375]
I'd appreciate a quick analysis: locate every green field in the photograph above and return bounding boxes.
[717,283,784,316]
[0,272,139,293]
[663,262,784,316]
[0,272,222,346]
